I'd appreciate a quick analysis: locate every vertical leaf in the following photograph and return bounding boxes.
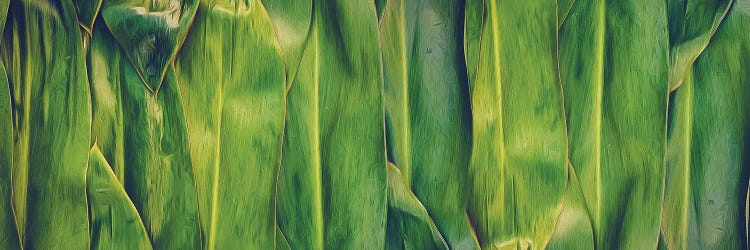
[547,166,595,250]
[559,0,669,248]
[261,0,312,86]
[1,0,91,248]
[73,0,103,33]
[173,0,286,248]
[87,145,153,250]
[379,0,476,248]
[277,0,387,248]
[662,1,750,248]
[465,0,568,248]
[88,20,201,249]
[0,45,21,250]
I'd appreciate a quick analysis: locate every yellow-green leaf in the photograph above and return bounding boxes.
[173,1,286,248]
[0,49,21,250]
[547,165,595,250]
[465,1,568,248]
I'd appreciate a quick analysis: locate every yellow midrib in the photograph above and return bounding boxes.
[593,0,605,239]
[311,19,324,250]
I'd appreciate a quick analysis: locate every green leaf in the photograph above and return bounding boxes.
[1,0,91,248]
[261,0,312,86]
[0,53,21,250]
[88,20,201,249]
[465,1,568,248]
[173,1,286,248]
[385,162,448,250]
[100,0,198,92]
[667,0,733,91]
[87,145,153,250]
[379,0,477,248]
[661,1,750,248]
[559,0,669,248]
[277,0,387,248]
[547,165,595,250]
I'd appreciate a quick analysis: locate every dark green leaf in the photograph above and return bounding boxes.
[380,0,477,248]
[173,1,286,248]
[73,0,103,33]
[277,0,387,248]
[559,0,669,248]
[88,20,201,249]
[1,0,91,248]
[87,145,153,250]
[0,51,21,250]
[465,1,568,248]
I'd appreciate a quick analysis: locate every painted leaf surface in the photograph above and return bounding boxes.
[662,1,750,248]
[666,0,733,91]
[465,1,568,248]
[277,0,387,248]
[100,0,198,92]
[261,0,312,85]
[87,145,153,250]
[559,0,669,248]
[379,0,476,248]
[0,0,91,248]
[88,20,201,249]
[73,0,103,33]
[385,162,448,249]
[173,1,286,248]
[546,165,595,250]
[0,54,21,249]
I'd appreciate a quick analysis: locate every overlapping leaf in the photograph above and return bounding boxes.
[173,0,286,248]
[0,0,91,248]
[662,0,750,248]
[559,0,669,248]
[0,31,20,249]
[88,17,201,249]
[547,165,595,250]
[464,1,568,248]
[276,0,387,248]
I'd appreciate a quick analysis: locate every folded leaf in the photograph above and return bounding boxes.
[385,162,448,249]
[277,0,387,248]
[100,0,198,92]
[546,165,595,250]
[559,0,669,248]
[662,1,750,248]
[1,0,91,248]
[173,1,286,248]
[88,20,201,249]
[380,0,476,248]
[667,0,733,91]
[465,1,568,248]
[88,145,153,250]
[0,53,21,250]
[73,0,103,33]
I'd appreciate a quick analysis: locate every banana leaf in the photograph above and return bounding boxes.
[100,0,198,92]
[276,0,387,248]
[661,1,750,248]
[88,18,201,249]
[379,0,476,248]
[559,0,669,248]
[546,165,595,250]
[667,0,733,91]
[261,0,312,86]
[0,38,21,249]
[385,162,448,249]
[87,145,153,250]
[464,1,568,248]
[172,1,286,248]
[0,0,91,248]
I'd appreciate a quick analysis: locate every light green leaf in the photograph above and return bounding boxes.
[546,165,595,250]
[1,0,91,248]
[379,0,477,248]
[0,52,21,250]
[261,0,312,86]
[87,145,153,250]
[559,0,669,248]
[465,1,568,249]
[385,162,448,250]
[661,1,750,248]
[667,0,733,91]
[100,0,198,92]
[88,20,202,249]
[277,0,387,248]
[173,1,286,248]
